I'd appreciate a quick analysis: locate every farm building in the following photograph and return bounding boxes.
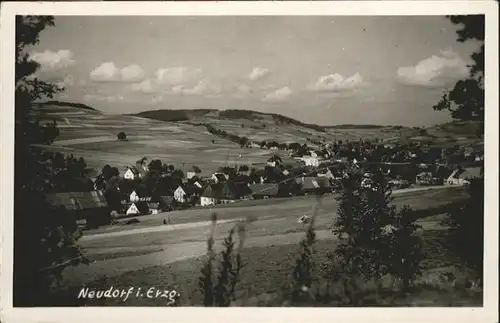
[123,166,140,180]
[249,183,279,199]
[416,172,433,185]
[301,156,321,167]
[211,172,229,183]
[296,177,331,195]
[148,202,161,215]
[200,181,253,206]
[446,167,483,185]
[126,201,150,216]
[45,191,110,228]
[129,189,152,203]
[174,184,203,204]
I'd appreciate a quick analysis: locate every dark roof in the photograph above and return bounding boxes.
[131,201,149,214]
[125,166,140,175]
[459,167,482,179]
[213,173,228,182]
[202,181,252,199]
[249,183,279,196]
[46,191,108,211]
[177,183,203,195]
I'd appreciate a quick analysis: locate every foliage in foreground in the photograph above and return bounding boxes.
[198,213,245,306]
[442,178,484,280]
[14,15,88,306]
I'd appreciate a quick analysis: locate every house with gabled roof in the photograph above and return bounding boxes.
[123,166,140,180]
[129,187,152,203]
[174,183,203,204]
[298,176,332,195]
[126,201,150,216]
[211,172,229,183]
[446,166,482,185]
[249,183,279,199]
[45,191,110,228]
[200,181,252,206]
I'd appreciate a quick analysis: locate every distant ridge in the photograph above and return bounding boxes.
[324,124,388,129]
[132,108,328,132]
[36,100,96,111]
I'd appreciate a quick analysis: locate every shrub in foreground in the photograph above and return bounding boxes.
[199,213,245,306]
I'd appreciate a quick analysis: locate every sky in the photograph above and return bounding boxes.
[28,16,482,126]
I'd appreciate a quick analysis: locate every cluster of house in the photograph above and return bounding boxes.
[42,135,484,228]
[120,167,333,216]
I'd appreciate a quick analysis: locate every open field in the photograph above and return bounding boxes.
[30,104,483,177]
[59,186,469,299]
[30,105,302,175]
[60,228,481,307]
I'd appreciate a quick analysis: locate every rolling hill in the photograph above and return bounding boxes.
[28,102,483,177]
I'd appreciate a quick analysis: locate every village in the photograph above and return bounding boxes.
[44,134,484,229]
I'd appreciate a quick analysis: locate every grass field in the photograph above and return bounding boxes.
[59,229,481,307]
[29,103,482,306]
[55,185,475,307]
[30,104,482,177]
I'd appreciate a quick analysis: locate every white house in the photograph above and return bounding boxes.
[446,167,482,185]
[126,203,140,215]
[174,186,188,203]
[129,190,151,202]
[130,190,139,202]
[302,156,320,167]
[200,196,217,207]
[123,167,139,180]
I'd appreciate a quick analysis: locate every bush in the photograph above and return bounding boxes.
[198,213,245,306]
[330,167,423,289]
[442,178,484,279]
[117,132,127,141]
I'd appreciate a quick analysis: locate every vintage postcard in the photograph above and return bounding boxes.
[0,1,498,323]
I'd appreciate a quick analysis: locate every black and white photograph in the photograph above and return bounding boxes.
[0,1,498,322]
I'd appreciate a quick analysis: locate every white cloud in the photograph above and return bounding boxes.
[263,86,292,102]
[130,79,154,93]
[172,81,208,96]
[308,72,366,92]
[120,64,145,81]
[171,80,222,97]
[248,67,270,81]
[29,49,76,72]
[156,67,202,85]
[90,62,145,82]
[397,49,470,88]
[83,94,124,103]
